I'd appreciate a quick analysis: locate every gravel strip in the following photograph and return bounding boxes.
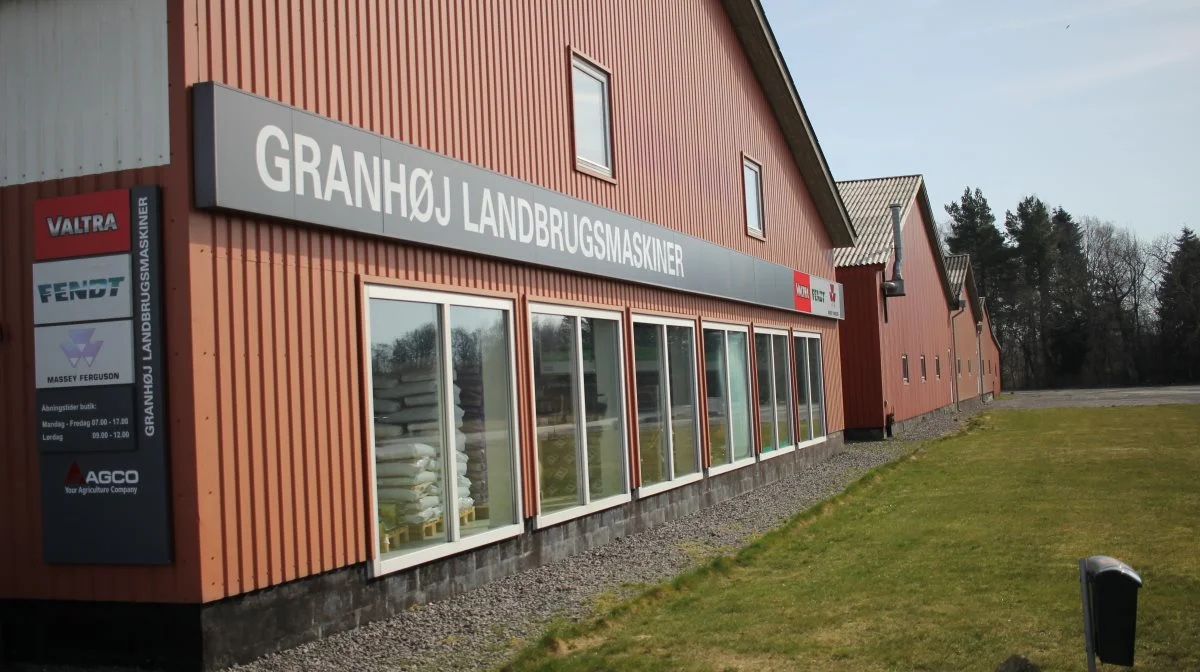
[227,412,969,672]
[13,410,970,672]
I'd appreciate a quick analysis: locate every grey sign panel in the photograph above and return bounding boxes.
[36,186,172,565]
[32,254,133,325]
[35,319,135,389]
[193,82,844,319]
[36,386,137,453]
[40,450,172,564]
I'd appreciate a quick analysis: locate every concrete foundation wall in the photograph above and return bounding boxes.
[847,394,991,442]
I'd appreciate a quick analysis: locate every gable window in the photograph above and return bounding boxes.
[365,286,523,576]
[633,316,703,496]
[935,356,942,379]
[902,355,910,384]
[703,323,754,473]
[743,157,764,236]
[754,328,794,457]
[571,55,613,177]
[530,303,630,527]
[920,355,927,382]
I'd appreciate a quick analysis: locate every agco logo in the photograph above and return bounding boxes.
[46,212,120,237]
[64,463,139,486]
[795,283,810,299]
[37,277,126,304]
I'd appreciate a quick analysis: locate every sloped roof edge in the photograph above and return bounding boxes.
[720,0,856,247]
[834,174,957,308]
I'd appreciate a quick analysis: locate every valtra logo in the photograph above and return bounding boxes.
[34,189,132,261]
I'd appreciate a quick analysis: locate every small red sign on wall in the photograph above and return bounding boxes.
[33,190,132,261]
[793,271,812,313]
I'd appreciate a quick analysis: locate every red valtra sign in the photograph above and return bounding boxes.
[793,271,813,313]
[34,189,131,261]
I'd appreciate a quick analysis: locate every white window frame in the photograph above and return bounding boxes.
[935,355,942,379]
[902,354,910,384]
[743,157,764,237]
[793,330,828,449]
[753,326,796,461]
[528,302,631,529]
[920,355,928,382]
[702,321,756,477]
[571,54,614,177]
[631,314,704,498]
[362,284,525,578]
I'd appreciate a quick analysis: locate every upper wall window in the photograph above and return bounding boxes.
[571,55,613,177]
[704,324,754,470]
[902,355,910,384]
[920,355,928,382]
[633,316,702,494]
[743,158,764,236]
[754,329,794,454]
[365,286,522,576]
[936,356,942,379]
[530,303,629,526]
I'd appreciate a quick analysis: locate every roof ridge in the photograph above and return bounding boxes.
[835,173,924,185]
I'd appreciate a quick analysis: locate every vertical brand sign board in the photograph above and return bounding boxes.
[193,82,845,319]
[32,187,172,564]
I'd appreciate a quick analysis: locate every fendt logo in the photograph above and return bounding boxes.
[63,462,140,495]
[46,212,120,237]
[37,277,126,304]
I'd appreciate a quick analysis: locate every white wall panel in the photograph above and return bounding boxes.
[0,0,169,187]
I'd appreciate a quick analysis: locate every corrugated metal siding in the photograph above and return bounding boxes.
[178,0,845,602]
[836,265,885,430]
[0,0,170,188]
[832,176,922,267]
[952,301,981,402]
[879,203,955,423]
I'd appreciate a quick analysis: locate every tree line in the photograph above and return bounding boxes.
[942,187,1200,389]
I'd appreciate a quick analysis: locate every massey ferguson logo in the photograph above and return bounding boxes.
[46,213,120,237]
[829,287,838,303]
[37,277,126,303]
[64,462,140,495]
[795,283,810,299]
[60,328,104,368]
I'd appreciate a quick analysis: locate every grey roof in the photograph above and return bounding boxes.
[721,0,856,246]
[945,253,971,297]
[832,175,924,267]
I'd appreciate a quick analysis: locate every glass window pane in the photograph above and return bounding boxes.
[755,333,776,453]
[582,317,626,500]
[773,334,793,448]
[794,336,812,441]
[667,326,700,477]
[727,331,753,461]
[532,313,580,513]
[451,306,517,538]
[808,338,825,437]
[634,323,668,487]
[370,299,447,558]
[703,329,730,466]
[572,65,610,170]
[744,162,762,233]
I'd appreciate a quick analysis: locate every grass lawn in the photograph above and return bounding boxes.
[504,406,1200,671]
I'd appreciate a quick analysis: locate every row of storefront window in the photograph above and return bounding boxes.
[364,285,827,575]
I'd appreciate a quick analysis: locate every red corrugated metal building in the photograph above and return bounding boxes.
[834,176,999,439]
[0,1,860,668]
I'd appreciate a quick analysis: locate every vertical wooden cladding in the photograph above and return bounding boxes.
[182,0,844,601]
[836,265,886,430]
[184,0,836,273]
[877,205,955,423]
[0,166,200,603]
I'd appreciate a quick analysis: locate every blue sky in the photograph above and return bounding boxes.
[763,0,1200,240]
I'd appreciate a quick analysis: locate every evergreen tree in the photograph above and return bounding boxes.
[1005,197,1057,387]
[944,187,1012,304]
[1157,228,1200,382]
[1047,207,1089,383]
